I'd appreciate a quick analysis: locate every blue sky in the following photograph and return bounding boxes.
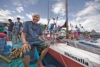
[0,0,100,32]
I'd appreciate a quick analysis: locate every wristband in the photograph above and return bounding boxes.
[23,42,28,45]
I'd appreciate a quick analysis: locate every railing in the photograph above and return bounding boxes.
[67,40,100,55]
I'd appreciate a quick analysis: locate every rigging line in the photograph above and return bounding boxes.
[48,9,52,25]
[46,0,53,30]
[70,23,72,31]
[49,11,52,22]
[87,0,100,9]
[84,46,100,66]
[79,24,86,32]
[45,0,50,30]
[51,17,67,67]
[41,1,48,21]
[93,2,100,10]
[88,2,100,13]
[67,45,97,67]
[82,0,100,12]
[53,42,68,67]
[86,58,96,67]
[56,16,58,25]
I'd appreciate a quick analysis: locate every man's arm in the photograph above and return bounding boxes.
[21,22,28,44]
[21,21,31,52]
[21,32,27,43]
[20,22,23,32]
[21,31,31,52]
[40,35,50,48]
[39,24,46,41]
[12,23,15,32]
[40,35,45,41]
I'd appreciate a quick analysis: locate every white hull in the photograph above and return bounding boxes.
[48,43,100,67]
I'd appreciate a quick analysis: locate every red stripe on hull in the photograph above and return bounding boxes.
[48,48,84,67]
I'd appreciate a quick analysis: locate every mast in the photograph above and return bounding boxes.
[46,0,50,30]
[66,0,68,38]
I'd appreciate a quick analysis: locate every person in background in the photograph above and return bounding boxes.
[4,23,8,35]
[8,19,14,41]
[75,25,81,40]
[21,13,50,67]
[75,25,80,36]
[14,17,22,44]
[0,23,7,39]
[49,23,55,39]
[57,25,61,32]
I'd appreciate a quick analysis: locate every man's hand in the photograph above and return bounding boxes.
[7,24,9,27]
[22,43,31,53]
[45,41,50,48]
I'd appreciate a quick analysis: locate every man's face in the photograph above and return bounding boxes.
[32,15,40,23]
[17,19,20,22]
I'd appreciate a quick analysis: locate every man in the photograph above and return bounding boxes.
[75,25,81,40]
[49,23,55,38]
[75,25,80,35]
[49,22,57,39]
[4,23,8,34]
[8,19,14,41]
[21,13,50,67]
[14,17,22,44]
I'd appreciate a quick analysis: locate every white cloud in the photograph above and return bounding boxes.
[39,18,48,24]
[26,13,48,24]
[0,9,14,23]
[39,18,65,26]
[16,7,24,13]
[26,13,65,26]
[25,0,37,5]
[26,13,42,20]
[4,5,7,7]
[14,15,25,22]
[70,0,100,32]
[52,0,66,16]
[39,17,65,28]
[11,0,22,6]
[0,9,25,23]
[26,13,33,20]
[12,11,16,13]
[16,15,25,19]
[11,0,37,7]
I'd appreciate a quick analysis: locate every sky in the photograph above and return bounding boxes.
[0,0,100,32]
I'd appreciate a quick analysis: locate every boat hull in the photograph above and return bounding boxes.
[48,48,84,67]
[48,43,100,67]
